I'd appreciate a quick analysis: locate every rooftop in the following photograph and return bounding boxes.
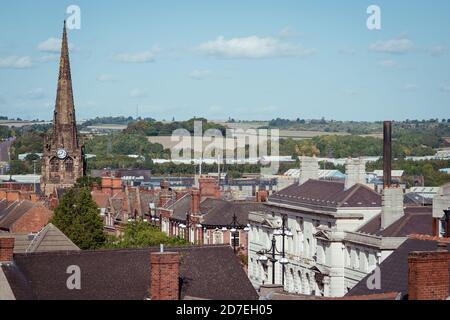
[2,245,258,300]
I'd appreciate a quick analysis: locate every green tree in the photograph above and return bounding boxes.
[105,219,189,249]
[75,176,102,188]
[51,187,106,250]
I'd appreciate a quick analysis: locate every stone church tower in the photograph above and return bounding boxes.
[41,22,85,195]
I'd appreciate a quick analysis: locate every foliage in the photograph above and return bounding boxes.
[51,187,106,250]
[0,125,12,139]
[279,134,435,158]
[9,131,44,159]
[104,219,189,249]
[124,118,227,136]
[84,133,169,158]
[366,159,450,187]
[74,176,102,188]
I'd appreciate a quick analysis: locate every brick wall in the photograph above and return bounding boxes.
[0,237,14,262]
[10,205,53,233]
[150,252,180,300]
[408,249,450,300]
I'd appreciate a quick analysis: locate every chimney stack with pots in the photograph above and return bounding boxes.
[150,251,180,300]
[408,242,450,300]
[298,156,319,185]
[381,121,404,230]
[0,237,15,263]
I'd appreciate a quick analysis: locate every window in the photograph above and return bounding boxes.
[50,158,59,172]
[230,231,239,247]
[361,251,369,272]
[213,231,223,244]
[296,271,302,294]
[346,247,351,267]
[65,158,74,173]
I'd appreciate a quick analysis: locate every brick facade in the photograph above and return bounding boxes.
[408,249,450,300]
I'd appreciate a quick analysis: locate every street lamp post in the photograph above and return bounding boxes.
[257,213,292,286]
[222,213,250,254]
[185,211,191,242]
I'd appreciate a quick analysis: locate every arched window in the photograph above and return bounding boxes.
[50,158,59,172]
[65,158,74,173]
[296,271,303,294]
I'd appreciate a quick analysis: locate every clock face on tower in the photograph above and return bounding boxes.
[57,148,67,159]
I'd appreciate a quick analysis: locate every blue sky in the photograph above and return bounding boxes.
[0,0,449,121]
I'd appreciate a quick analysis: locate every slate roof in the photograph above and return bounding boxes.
[404,193,433,206]
[346,238,450,298]
[0,200,35,231]
[269,180,381,212]
[200,199,270,227]
[168,195,271,227]
[1,224,79,254]
[357,207,433,237]
[2,245,258,300]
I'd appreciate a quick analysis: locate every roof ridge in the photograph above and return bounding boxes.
[408,234,450,243]
[337,184,361,207]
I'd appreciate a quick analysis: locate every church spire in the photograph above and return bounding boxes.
[52,20,78,149]
[58,20,72,81]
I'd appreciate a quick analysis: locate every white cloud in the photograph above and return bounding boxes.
[441,84,450,92]
[130,89,148,98]
[25,88,46,100]
[402,84,419,92]
[189,69,212,80]
[339,48,356,56]
[430,46,447,57]
[195,36,316,59]
[378,59,398,68]
[97,74,117,82]
[37,38,75,53]
[370,36,414,54]
[278,27,300,38]
[0,56,33,69]
[114,50,156,63]
[36,54,59,62]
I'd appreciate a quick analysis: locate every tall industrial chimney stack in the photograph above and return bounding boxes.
[383,121,392,188]
[381,121,404,230]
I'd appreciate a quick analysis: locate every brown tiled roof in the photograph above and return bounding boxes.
[357,207,433,237]
[269,180,381,211]
[347,239,450,298]
[2,245,258,300]
[0,200,35,231]
[91,191,110,208]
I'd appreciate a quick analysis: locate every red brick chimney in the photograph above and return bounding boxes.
[256,190,268,203]
[150,252,180,300]
[0,237,15,262]
[408,242,450,300]
[191,188,201,215]
[199,177,220,199]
